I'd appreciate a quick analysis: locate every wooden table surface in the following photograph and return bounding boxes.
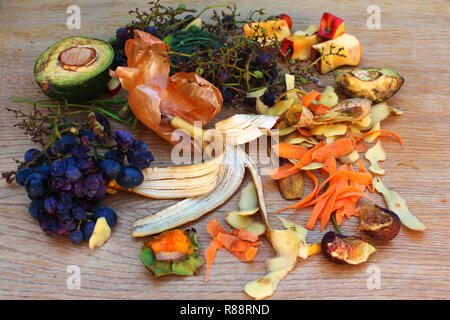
[1,0,449,300]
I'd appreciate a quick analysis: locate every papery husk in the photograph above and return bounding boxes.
[111,30,222,144]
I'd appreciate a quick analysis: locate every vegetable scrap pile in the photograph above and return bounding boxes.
[110,2,362,110]
[263,73,423,235]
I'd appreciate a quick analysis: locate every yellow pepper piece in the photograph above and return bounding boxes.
[243,20,291,43]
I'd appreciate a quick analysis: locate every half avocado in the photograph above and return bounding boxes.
[334,68,404,103]
[34,36,114,102]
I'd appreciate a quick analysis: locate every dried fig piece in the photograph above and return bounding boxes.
[359,204,401,241]
[277,171,304,200]
[321,231,375,265]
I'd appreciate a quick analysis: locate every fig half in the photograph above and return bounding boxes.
[321,231,375,265]
[359,204,401,241]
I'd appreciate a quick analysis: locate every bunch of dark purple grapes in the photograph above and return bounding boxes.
[15,130,154,245]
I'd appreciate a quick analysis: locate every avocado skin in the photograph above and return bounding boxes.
[34,36,114,103]
[334,68,404,103]
[37,68,111,103]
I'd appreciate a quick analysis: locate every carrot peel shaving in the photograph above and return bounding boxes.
[205,220,260,281]
[363,130,404,148]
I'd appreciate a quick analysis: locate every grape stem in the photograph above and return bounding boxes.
[331,214,343,235]
[10,97,130,126]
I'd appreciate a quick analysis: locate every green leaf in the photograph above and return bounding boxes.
[152,260,172,277]
[299,77,308,85]
[171,255,203,276]
[139,247,155,269]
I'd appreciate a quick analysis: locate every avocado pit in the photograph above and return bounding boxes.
[58,46,98,71]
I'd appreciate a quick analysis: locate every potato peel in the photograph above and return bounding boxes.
[245,229,299,300]
[372,177,426,231]
[278,217,309,259]
[238,182,259,214]
[225,210,266,236]
[89,217,111,250]
[365,141,386,175]
[363,122,381,143]
[310,123,348,137]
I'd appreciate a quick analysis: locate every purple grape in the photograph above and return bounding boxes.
[71,144,90,159]
[93,206,117,227]
[257,52,274,68]
[73,181,86,198]
[72,206,87,220]
[126,149,154,170]
[65,157,77,167]
[39,215,59,236]
[114,55,126,66]
[78,129,95,141]
[49,176,65,192]
[262,91,276,107]
[65,164,82,183]
[37,163,51,177]
[24,149,41,163]
[113,130,134,152]
[82,220,96,240]
[145,26,158,36]
[84,173,107,200]
[218,71,229,83]
[57,192,73,216]
[44,196,58,215]
[24,173,48,198]
[54,135,76,154]
[62,218,78,232]
[16,168,34,186]
[100,159,121,181]
[116,27,128,40]
[104,150,125,164]
[133,140,147,151]
[222,88,233,102]
[116,166,144,188]
[69,230,84,244]
[76,158,95,172]
[51,160,66,177]
[28,199,43,219]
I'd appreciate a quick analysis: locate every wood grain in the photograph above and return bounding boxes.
[0,0,449,300]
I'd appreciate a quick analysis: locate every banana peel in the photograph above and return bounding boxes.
[214,114,278,145]
[108,152,223,199]
[132,146,246,237]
